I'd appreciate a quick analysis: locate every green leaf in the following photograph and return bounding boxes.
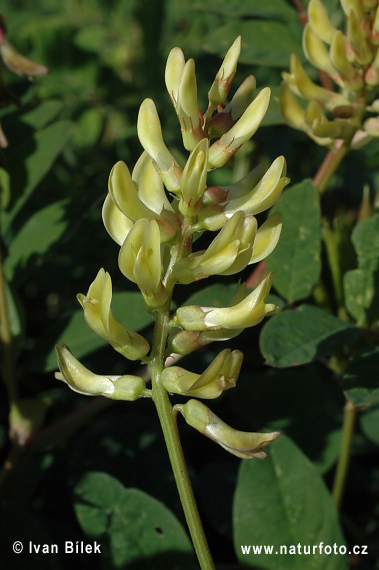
[4,201,68,283]
[343,346,379,406]
[203,20,302,67]
[74,472,195,569]
[16,100,64,130]
[260,304,362,367]
[3,120,74,236]
[360,405,379,446]
[343,215,379,324]
[266,180,322,304]
[194,0,296,20]
[233,435,347,569]
[28,291,154,372]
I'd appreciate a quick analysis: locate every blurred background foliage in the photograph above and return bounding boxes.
[0,0,378,568]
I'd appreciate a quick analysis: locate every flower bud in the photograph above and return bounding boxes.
[208,87,270,169]
[209,75,256,138]
[347,10,372,65]
[179,138,209,216]
[165,48,205,150]
[77,268,150,360]
[308,0,336,44]
[137,98,183,192]
[177,59,205,150]
[303,24,337,77]
[165,47,185,106]
[208,36,241,108]
[176,399,281,458]
[285,54,349,109]
[176,273,278,330]
[0,38,48,78]
[330,30,363,89]
[55,344,149,400]
[162,348,243,399]
[118,218,168,309]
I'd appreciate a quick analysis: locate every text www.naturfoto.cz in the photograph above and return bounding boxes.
[241,543,368,556]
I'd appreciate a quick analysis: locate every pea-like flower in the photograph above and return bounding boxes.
[55,345,149,400]
[118,218,168,309]
[175,273,278,331]
[137,98,183,192]
[208,87,271,169]
[175,211,258,283]
[77,268,150,360]
[103,153,179,245]
[162,348,243,399]
[175,399,281,459]
[165,47,206,151]
[195,156,288,231]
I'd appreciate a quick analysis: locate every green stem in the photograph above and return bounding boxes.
[313,141,350,195]
[332,400,357,509]
[321,220,348,320]
[0,243,18,405]
[149,219,215,570]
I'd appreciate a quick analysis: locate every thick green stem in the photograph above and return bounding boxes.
[332,400,357,509]
[149,220,215,570]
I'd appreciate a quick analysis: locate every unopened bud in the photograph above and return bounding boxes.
[208,36,241,108]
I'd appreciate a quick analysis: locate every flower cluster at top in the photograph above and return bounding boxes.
[55,37,287,459]
[280,0,379,145]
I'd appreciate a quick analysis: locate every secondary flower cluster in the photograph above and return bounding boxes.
[280,0,379,145]
[56,37,286,459]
